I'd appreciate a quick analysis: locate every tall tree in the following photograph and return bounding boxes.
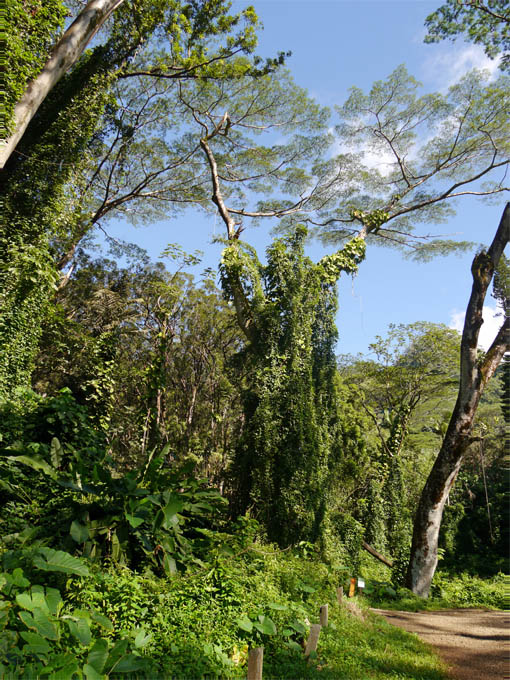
[0,0,268,399]
[406,202,510,597]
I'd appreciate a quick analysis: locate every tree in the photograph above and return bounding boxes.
[425,1,510,72]
[406,202,510,597]
[339,323,462,577]
[0,0,268,399]
[223,227,367,545]
[32,246,245,476]
[303,66,509,256]
[1,0,266,169]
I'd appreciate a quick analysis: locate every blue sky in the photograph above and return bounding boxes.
[100,0,508,356]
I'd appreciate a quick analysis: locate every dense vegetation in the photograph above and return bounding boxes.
[1,0,508,677]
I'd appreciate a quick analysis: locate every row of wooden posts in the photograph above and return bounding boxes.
[247,579,363,680]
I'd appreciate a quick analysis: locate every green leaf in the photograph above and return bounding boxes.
[162,553,177,576]
[7,454,56,479]
[11,568,30,588]
[236,616,253,632]
[267,602,287,610]
[90,612,113,631]
[285,639,302,652]
[83,664,105,680]
[33,548,89,576]
[50,437,64,468]
[0,630,17,654]
[290,620,307,635]
[87,638,109,674]
[162,497,183,529]
[65,616,92,645]
[254,615,276,635]
[20,630,52,653]
[104,639,128,673]
[19,608,58,640]
[17,586,47,612]
[125,514,144,529]
[134,628,152,648]
[70,520,89,544]
[299,583,316,593]
[112,654,146,673]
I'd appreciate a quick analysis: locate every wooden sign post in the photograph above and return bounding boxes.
[319,604,328,627]
[348,577,356,597]
[247,647,263,680]
[304,624,321,659]
[357,578,365,595]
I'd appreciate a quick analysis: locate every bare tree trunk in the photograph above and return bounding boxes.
[406,203,510,598]
[1,0,125,169]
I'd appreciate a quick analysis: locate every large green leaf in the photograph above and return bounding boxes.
[87,638,109,674]
[134,628,152,648]
[70,520,89,544]
[16,585,62,616]
[33,548,89,576]
[236,616,253,632]
[83,663,105,680]
[112,654,147,673]
[7,455,56,479]
[125,514,144,529]
[19,630,52,654]
[64,615,92,646]
[253,615,276,635]
[19,608,58,640]
[50,437,64,468]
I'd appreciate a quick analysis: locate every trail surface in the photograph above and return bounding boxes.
[372,608,509,680]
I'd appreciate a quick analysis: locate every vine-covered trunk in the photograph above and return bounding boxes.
[406,204,510,597]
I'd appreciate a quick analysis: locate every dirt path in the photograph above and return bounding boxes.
[372,608,509,680]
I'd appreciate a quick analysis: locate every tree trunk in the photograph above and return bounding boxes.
[1,0,125,169]
[406,203,510,597]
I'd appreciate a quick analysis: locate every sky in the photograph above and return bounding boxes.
[99,0,508,356]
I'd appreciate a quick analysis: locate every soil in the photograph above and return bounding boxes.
[372,608,509,680]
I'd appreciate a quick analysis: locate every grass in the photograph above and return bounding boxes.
[263,598,449,679]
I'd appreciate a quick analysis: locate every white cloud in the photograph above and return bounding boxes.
[423,44,501,91]
[449,304,503,350]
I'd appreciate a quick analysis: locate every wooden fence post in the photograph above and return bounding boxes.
[247,647,263,680]
[336,586,343,604]
[304,623,321,659]
[319,604,328,627]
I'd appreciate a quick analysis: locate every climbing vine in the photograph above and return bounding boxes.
[0,53,115,399]
[224,226,366,546]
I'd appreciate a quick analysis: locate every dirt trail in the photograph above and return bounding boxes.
[372,608,509,680]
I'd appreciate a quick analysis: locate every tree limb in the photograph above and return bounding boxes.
[1,0,126,169]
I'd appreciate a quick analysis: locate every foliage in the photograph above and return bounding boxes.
[3,0,66,137]
[65,537,448,679]
[304,65,509,254]
[364,571,505,611]
[32,252,244,473]
[0,550,155,678]
[0,388,228,576]
[425,0,510,71]
[225,226,367,546]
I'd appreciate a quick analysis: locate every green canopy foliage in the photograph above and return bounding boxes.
[425,1,510,71]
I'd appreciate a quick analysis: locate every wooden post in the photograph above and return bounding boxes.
[304,624,321,658]
[247,647,263,680]
[319,604,328,627]
[336,586,343,604]
[348,577,356,597]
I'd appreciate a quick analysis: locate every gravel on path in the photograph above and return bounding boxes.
[372,608,509,680]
